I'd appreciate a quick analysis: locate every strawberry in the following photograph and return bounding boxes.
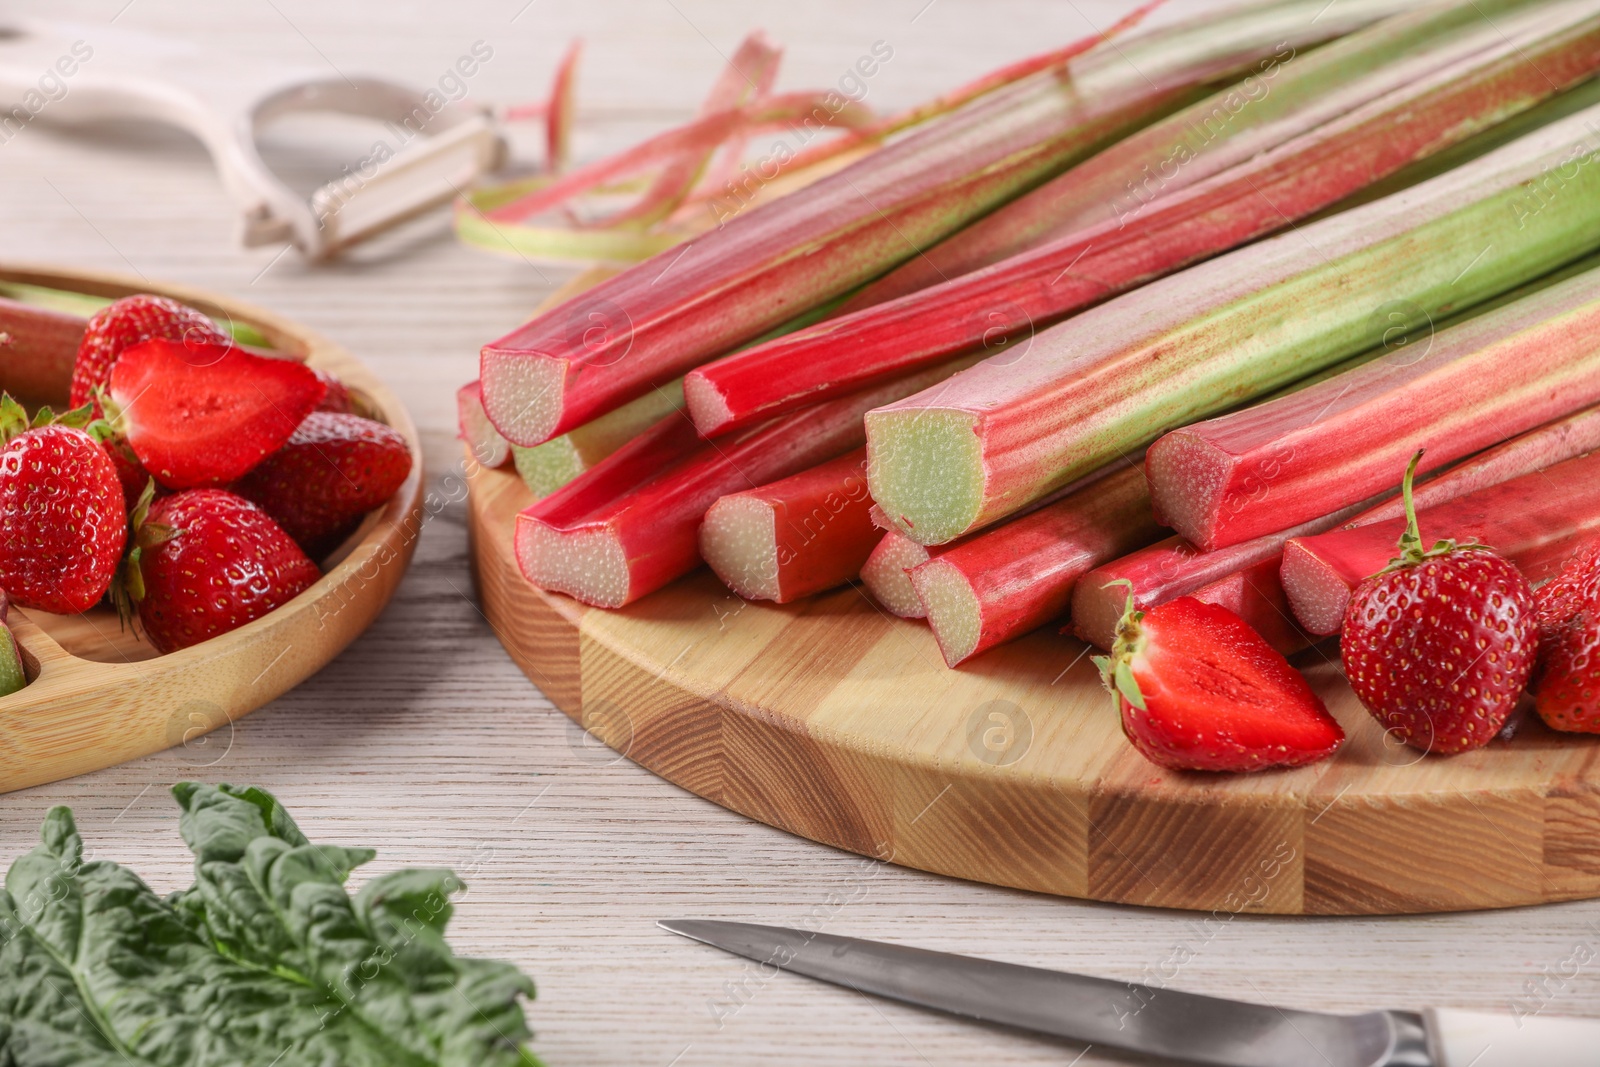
[101,435,161,513]
[1535,597,1600,734]
[1534,539,1600,650]
[106,339,325,489]
[0,396,127,614]
[232,412,412,558]
[314,369,356,414]
[122,488,319,653]
[1095,588,1344,772]
[70,294,228,409]
[1342,453,1539,755]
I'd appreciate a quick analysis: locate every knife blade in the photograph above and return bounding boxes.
[660,920,1600,1067]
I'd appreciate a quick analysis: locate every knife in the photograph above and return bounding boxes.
[660,919,1600,1067]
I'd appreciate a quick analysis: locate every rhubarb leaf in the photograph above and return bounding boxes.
[0,784,542,1067]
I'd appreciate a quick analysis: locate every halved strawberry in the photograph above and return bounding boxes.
[70,294,228,408]
[1095,589,1344,772]
[0,396,127,614]
[1535,599,1600,734]
[122,488,320,653]
[106,339,325,489]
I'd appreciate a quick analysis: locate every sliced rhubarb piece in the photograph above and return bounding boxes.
[1147,264,1600,550]
[910,464,1160,667]
[866,98,1600,546]
[512,379,684,498]
[700,449,876,603]
[853,0,1577,305]
[0,297,81,405]
[685,1,1600,436]
[1189,559,1309,658]
[478,1,1394,446]
[458,381,511,468]
[516,356,977,608]
[860,529,942,618]
[1283,451,1600,635]
[107,339,325,489]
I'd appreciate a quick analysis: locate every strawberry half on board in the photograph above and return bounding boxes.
[1342,453,1539,755]
[1094,587,1344,773]
[233,412,412,558]
[0,396,127,614]
[119,487,320,653]
[70,294,228,409]
[106,339,325,489]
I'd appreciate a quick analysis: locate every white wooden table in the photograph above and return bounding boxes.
[3,1,1597,1063]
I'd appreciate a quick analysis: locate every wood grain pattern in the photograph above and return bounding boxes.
[467,252,1600,915]
[0,264,425,794]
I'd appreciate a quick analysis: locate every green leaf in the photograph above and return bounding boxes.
[0,624,24,697]
[1114,661,1147,712]
[0,785,543,1067]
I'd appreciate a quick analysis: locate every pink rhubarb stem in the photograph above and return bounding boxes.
[0,297,83,405]
[1283,449,1600,636]
[457,381,512,468]
[909,462,1161,666]
[514,356,977,608]
[684,12,1600,437]
[700,448,878,603]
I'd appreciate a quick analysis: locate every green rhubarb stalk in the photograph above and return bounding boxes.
[866,99,1600,546]
[849,0,1519,307]
[512,379,685,497]
[0,282,273,348]
[478,0,1410,446]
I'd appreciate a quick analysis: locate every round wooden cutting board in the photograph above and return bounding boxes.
[469,456,1600,917]
[0,263,425,794]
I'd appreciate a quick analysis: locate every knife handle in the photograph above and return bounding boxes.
[1425,1008,1600,1066]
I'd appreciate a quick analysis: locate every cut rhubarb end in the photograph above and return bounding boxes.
[479,349,568,447]
[1075,575,1148,657]
[863,407,983,545]
[682,372,736,438]
[512,439,584,498]
[1280,537,1364,637]
[859,530,933,618]
[514,510,631,609]
[700,495,780,602]
[910,559,982,667]
[1144,430,1228,545]
[457,382,511,469]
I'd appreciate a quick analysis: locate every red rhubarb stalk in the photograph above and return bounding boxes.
[685,6,1600,437]
[1147,264,1600,550]
[1187,559,1309,657]
[458,381,512,468]
[0,297,82,404]
[700,448,877,603]
[1282,451,1600,636]
[866,98,1600,547]
[515,356,978,608]
[909,464,1161,667]
[851,0,1565,306]
[479,1,1393,446]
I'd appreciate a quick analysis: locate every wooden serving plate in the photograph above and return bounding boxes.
[0,264,424,793]
[467,276,1600,917]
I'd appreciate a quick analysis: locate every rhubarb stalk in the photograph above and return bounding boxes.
[866,99,1600,546]
[1282,451,1600,635]
[851,0,1570,305]
[688,4,1600,438]
[1146,263,1600,550]
[458,381,512,468]
[909,463,1161,667]
[479,0,1407,446]
[0,297,81,405]
[515,356,978,607]
[512,379,685,497]
[860,528,943,618]
[700,449,878,603]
